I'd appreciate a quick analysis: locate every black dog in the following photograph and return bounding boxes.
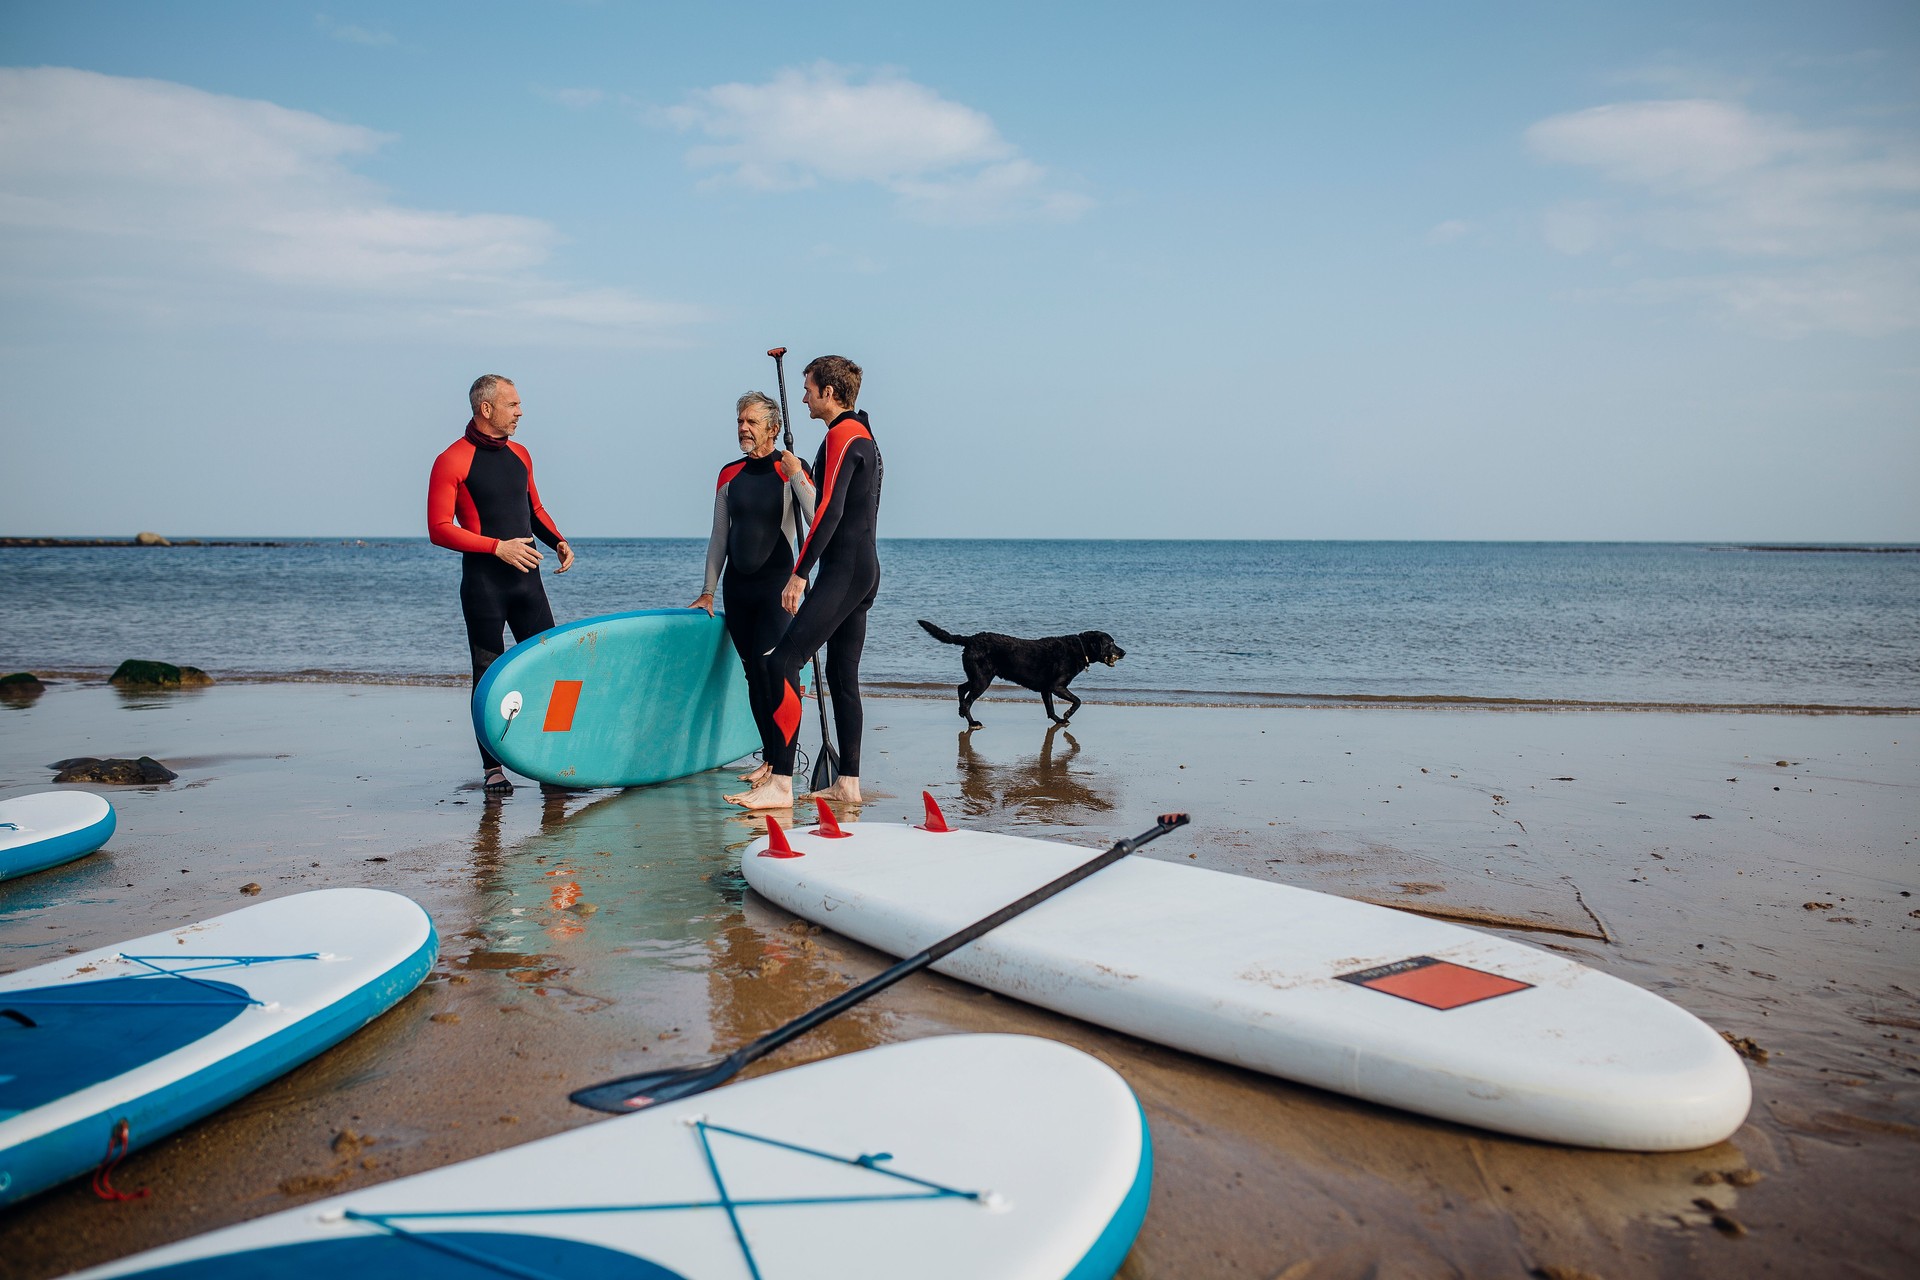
[918,620,1125,728]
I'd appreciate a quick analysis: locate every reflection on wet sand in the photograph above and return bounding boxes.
[955,723,1116,823]
[452,775,888,1067]
[705,895,890,1071]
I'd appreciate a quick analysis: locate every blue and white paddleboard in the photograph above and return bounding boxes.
[473,609,760,789]
[0,888,436,1207]
[746,815,1753,1152]
[68,1034,1150,1280]
[0,791,116,881]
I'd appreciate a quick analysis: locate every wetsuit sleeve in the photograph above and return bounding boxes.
[703,484,729,596]
[785,458,818,529]
[793,438,867,579]
[427,446,498,555]
[524,464,564,549]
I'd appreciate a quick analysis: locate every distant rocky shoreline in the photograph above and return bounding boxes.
[0,534,292,548]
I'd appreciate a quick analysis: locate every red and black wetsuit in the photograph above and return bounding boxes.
[428,421,566,769]
[703,453,815,768]
[767,410,881,778]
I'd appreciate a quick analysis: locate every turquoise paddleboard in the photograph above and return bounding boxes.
[473,609,760,788]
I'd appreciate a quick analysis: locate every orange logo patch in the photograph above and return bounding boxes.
[543,680,583,732]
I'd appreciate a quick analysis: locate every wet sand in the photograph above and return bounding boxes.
[1,681,1915,1278]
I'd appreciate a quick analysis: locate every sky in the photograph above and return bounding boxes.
[2,0,1916,540]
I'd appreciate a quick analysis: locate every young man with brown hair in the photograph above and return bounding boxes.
[727,355,881,809]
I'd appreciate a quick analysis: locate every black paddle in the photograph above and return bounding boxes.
[767,345,841,793]
[570,810,1191,1113]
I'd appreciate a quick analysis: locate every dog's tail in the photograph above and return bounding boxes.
[917,619,967,646]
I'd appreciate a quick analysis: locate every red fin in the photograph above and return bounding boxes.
[760,814,802,859]
[917,791,951,833]
[813,798,850,838]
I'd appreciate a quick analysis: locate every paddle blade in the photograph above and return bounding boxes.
[569,1057,738,1114]
[810,742,840,792]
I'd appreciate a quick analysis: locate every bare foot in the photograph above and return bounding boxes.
[801,775,862,805]
[737,762,773,785]
[726,775,794,810]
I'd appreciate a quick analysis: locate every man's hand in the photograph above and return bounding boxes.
[494,537,542,572]
[556,541,575,573]
[690,591,715,616]
[781,574,807,614]
[779,451,810,487]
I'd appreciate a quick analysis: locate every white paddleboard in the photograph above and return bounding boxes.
[0,791,116,881]
[743,817,1751,1151]
[1,888,436,1207]
[68,1034,1151,1280]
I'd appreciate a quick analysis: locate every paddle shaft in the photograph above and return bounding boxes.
[725,813,1190,1069]
[766,345,839,784]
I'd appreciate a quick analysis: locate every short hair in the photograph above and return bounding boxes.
[469,374,514,413]
[736,391,781,437]
[803,355,861,408]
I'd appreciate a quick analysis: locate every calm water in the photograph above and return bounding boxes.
[2,540,1915,707]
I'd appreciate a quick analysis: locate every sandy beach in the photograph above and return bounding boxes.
[1,679,1915,1278]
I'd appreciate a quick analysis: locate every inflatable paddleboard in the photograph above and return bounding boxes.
[69,1034,1150,1280]
[0,791,116,881]
[743,813,1751,1151]
[0,888,436,1206]
[473,609,760,788]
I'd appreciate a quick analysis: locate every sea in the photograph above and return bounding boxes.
[2,540,1915,709]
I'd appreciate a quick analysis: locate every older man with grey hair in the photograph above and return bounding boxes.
[429,374,575,795]
[691,390,815,790]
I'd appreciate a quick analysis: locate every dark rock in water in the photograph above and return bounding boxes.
[0,672,45,704]
[51,755,179,784]
[109,660,214,688]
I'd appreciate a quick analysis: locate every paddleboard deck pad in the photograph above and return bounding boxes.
[69,1034,1150,1280]
[0,791,116,881]
[0,888,435,1206]
[743,818,1751,1151]
[473,609,760,789]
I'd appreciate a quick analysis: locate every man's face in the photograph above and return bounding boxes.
[738,405,776,455]
[479,384,522,437]
[802,374,835,422]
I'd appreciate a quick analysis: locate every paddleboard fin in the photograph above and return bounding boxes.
[760,814,802,859]
[917,792,951,833]
[812,798,851,839]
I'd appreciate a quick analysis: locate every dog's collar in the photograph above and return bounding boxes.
[1076,635,1091,668]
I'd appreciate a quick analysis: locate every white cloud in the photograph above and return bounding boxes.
[0,67,696,344]
[1526,97,1920,334]
[315,14,395,47]
[664,63,1089,224]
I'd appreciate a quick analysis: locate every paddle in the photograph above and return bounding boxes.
[767,345,841,793]
[570,808,1192,1113]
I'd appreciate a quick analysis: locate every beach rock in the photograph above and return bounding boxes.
[134,531,171,546]
[0,672,45,704]
[51,756,178,784]
[109,659,214,688]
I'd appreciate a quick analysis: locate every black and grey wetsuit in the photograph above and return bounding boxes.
[704,453,816,767]
[767,410,881,778]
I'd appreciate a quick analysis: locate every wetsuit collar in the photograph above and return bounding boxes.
[828,409,869,430]
[465,419,510,451]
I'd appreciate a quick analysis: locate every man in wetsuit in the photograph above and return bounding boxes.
[728,355,880,810]
[691,391,815,792]
[428,375,574,795]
